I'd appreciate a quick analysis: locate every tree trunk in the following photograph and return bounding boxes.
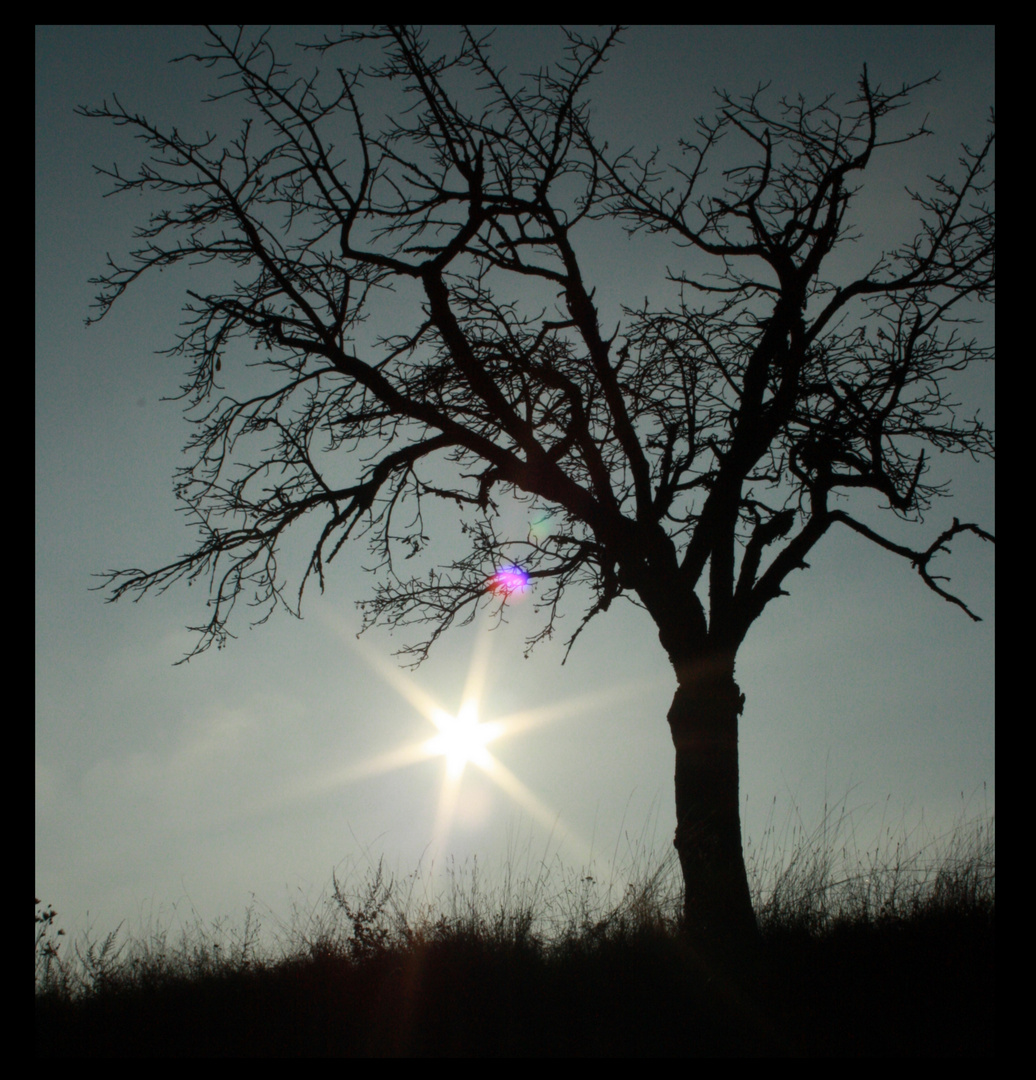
[667,653,759,951]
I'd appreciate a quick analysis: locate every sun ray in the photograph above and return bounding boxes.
[313,607,656,868]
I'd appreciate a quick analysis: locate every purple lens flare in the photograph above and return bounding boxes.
[488,565,529,597]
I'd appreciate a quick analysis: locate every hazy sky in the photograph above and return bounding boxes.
[36,26,994,953]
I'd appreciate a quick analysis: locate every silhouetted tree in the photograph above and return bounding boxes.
[81,26,995,948]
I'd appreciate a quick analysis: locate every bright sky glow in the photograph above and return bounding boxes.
[305,609,657,867]
[315,612,583,856]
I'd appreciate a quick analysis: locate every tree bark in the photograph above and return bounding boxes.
[667,652,759,950]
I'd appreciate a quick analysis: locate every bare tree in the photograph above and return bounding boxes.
[81,26,995,948]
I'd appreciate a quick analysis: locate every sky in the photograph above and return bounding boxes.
[36,26,994,956]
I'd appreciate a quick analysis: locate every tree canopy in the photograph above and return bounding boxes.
[82,26,994,671]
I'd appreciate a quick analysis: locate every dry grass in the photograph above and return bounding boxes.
[36,792,994,1056]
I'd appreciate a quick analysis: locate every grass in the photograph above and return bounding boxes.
[35,794,994,1056]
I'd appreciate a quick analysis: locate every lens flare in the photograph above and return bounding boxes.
[528,512,554,543]
[488,565,529,597]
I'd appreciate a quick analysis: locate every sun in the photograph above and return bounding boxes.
[312,607,654,866]
[425,700,503,780]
